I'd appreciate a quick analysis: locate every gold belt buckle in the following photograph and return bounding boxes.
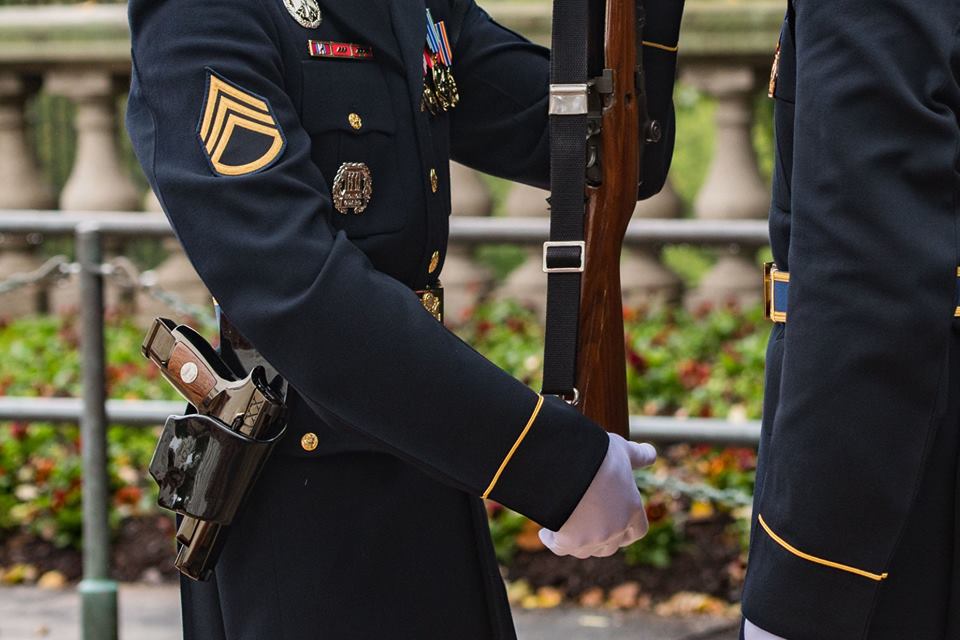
[763,263,789,323]
[416,283,444,324]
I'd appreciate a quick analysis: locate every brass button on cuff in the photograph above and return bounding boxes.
[428,250,440,274]
[429,168,439,193]
[300,432,319,452]
[348,113,362,130]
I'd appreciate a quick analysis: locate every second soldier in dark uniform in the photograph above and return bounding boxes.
[125,0,683,638]
[743,1,960,638]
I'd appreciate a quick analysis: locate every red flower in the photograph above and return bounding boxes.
[626,348,648,373]
[678,360,712,389]
[114,486,142,506]
[645,501,668,523]
[10,422,28,441]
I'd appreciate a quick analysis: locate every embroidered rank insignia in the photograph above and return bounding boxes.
[283,0,322,29]
[308,40,374,60]
[197,70,286,177]
[331,162,373,214]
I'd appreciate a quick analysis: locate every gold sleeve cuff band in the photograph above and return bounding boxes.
[758,514,889,582]
[481,394,545,500]
[641,40,679,53]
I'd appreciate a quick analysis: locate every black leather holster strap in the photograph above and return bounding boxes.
[150,413,286,525]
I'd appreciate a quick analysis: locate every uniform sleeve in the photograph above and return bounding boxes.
[742,1,960,637]
[125,0,609,531]
[448,3,552,189]
[449,0,682,196]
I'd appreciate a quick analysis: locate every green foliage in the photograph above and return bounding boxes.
[0,304,765,565]
[623,519,684,569]
[624,304,769,419]
[487,506,529,565]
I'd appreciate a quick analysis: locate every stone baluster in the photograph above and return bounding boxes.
[621,179,684,308]
[684,66,769,310]
[441,162,493,326]
[135,189,213,326]
[493,182,551,318]
[0,72,56,318]
[44,70,142,314]
[45,70,141,212]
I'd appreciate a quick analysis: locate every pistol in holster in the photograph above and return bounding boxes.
[142,317,287,581]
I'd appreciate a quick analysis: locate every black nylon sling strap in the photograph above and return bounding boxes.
[541,0,591,399]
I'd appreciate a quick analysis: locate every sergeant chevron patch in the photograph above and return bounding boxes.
[197,69,286,177]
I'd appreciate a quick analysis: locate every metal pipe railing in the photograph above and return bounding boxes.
[0,210,770,245]
[0,397,761,445]
[75,224,117,640]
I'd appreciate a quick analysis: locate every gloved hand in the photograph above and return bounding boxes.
[539,433,656,559]
[744,619,788,640]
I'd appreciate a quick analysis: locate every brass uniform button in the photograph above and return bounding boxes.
[428,250,440,274]
[348,113,362,130]
[429,168,439,193]
[300,432,319,452]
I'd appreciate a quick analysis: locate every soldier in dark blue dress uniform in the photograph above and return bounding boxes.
[743,1,960,638]
[125,0,683,638]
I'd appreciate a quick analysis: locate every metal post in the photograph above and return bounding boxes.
[76,222,118,640]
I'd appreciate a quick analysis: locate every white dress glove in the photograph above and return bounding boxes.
[539,433,656,559]
[744,619,788,640]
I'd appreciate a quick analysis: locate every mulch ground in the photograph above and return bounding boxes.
[1,515,744,603]
[0,516,179,583]
[507,518,745,604]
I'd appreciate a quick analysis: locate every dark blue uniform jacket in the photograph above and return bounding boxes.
[126,0,682,637]
[744,1,960,638]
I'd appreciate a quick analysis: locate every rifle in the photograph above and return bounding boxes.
[543,0,683,435]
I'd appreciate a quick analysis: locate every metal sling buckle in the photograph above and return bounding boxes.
[548,83,589,116]
[543,240,586,274]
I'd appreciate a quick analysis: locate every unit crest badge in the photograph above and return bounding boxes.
[332,162,373,215]
[283,0,322,29]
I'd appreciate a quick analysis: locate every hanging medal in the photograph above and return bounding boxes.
[421,10,459,115]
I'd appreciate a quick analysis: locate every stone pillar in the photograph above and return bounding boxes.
[0,73,56,318]
[494,183,551,318]
[621,179,684,308]
[441,162,494,325]
[684,66,768,309]
[45,70,142,313]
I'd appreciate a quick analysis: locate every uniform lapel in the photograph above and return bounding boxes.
[315,0,404,69]
[387,0,428,101]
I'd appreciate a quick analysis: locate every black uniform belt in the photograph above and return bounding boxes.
[764,263,960,324]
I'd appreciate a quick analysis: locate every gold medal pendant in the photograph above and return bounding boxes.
[423,10,459,115]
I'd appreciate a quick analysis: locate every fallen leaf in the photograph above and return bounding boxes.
[607,581,641,609]
[535,586,563,609]
[654,591,728,617]
[578,587,604,608]
[37,571,66,590]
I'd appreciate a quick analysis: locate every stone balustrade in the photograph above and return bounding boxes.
[0,2,785,324]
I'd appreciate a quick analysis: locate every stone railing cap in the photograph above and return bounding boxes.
[0,1,785,67]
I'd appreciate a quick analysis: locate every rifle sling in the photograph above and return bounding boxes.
[541,0,590,399]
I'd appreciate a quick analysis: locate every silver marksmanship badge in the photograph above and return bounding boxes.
[283,0,322,29]
[332,162,373,215]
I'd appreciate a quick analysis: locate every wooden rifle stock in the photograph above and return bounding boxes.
[576,0,644,437]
